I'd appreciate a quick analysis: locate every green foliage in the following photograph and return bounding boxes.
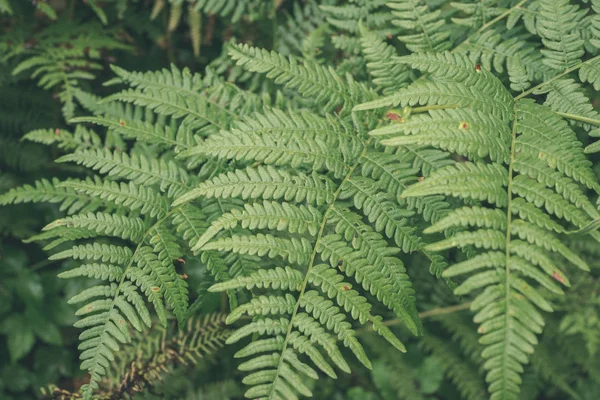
[357,49,600,400]
[3,1,600,400]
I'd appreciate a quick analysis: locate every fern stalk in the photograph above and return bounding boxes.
[499,104,519,397]
[268,137,379,398]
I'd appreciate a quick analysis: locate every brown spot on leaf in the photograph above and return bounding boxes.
[386,112,404,122]
[553,271,566,284]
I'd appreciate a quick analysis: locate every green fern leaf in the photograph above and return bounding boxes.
[537,0,585,70]
[57,149,190,198]
[358,52,599,400]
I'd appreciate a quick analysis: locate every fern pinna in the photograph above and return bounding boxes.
[356,52,600,400]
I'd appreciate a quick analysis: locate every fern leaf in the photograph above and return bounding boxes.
[209,266,305,292]
[507,55,531,92]
[194,201,322,251]
[180,111,349,178]
[59,178,169,219]
[541,79,600,131]
[358,23,411,94]
[172,165,335,207]
[228,43,374,113]
[372,108,511,163]
[387,0,452,53]
[403,162,509,206]
[361,52,599,400]
[537,0,585,70]
[134,246,189,328]
[43,212,145,242]
[50,243,132,264]
[202,234,312,266]
[0,178,99,214]
[57,149,190,198]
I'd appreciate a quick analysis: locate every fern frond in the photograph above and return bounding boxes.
[170,203,209,248]
[0,178,99,214]
[420,334,487,400]
[172,165,335,207]
[9,22,130,119]
[176,87,422,399]
[191,0,257,23]
[355,80,512,121]
[202,233,313,266]
[321,1,395,54]
[179,109,350,178]
[341,176,421,252]
[456,30,551,81]
[43,212,145,242]
[541,79,599,131]
[537,0,585,70]
[210,266,305,292]
[387,0,452,53]
[70,116,190,151]
[507,55,531,92]
[579,57,600,91]
[50,243,132,264]
[403,162,509,206]
[358,52,599,400]
[134,246,188,327]
[194,201,322,251]
[57,149,190,198]
[59,178,169,219]
[372,108,511,163]
[358,24,411,94]
[228,43,374,113]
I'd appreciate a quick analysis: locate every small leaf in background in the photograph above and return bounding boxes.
[5,316,35,363]
[417,356,446,394]
[1,364,32,393]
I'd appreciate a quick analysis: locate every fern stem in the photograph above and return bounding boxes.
[29,258,56,272]
[501,103,520,390]
[378,302,473,328]
[268,137,373,398]
[410,104,460,114]
[453,0,529,51]
[555,112,600,126]
[418,301,473,319]
[514,55,600,101]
